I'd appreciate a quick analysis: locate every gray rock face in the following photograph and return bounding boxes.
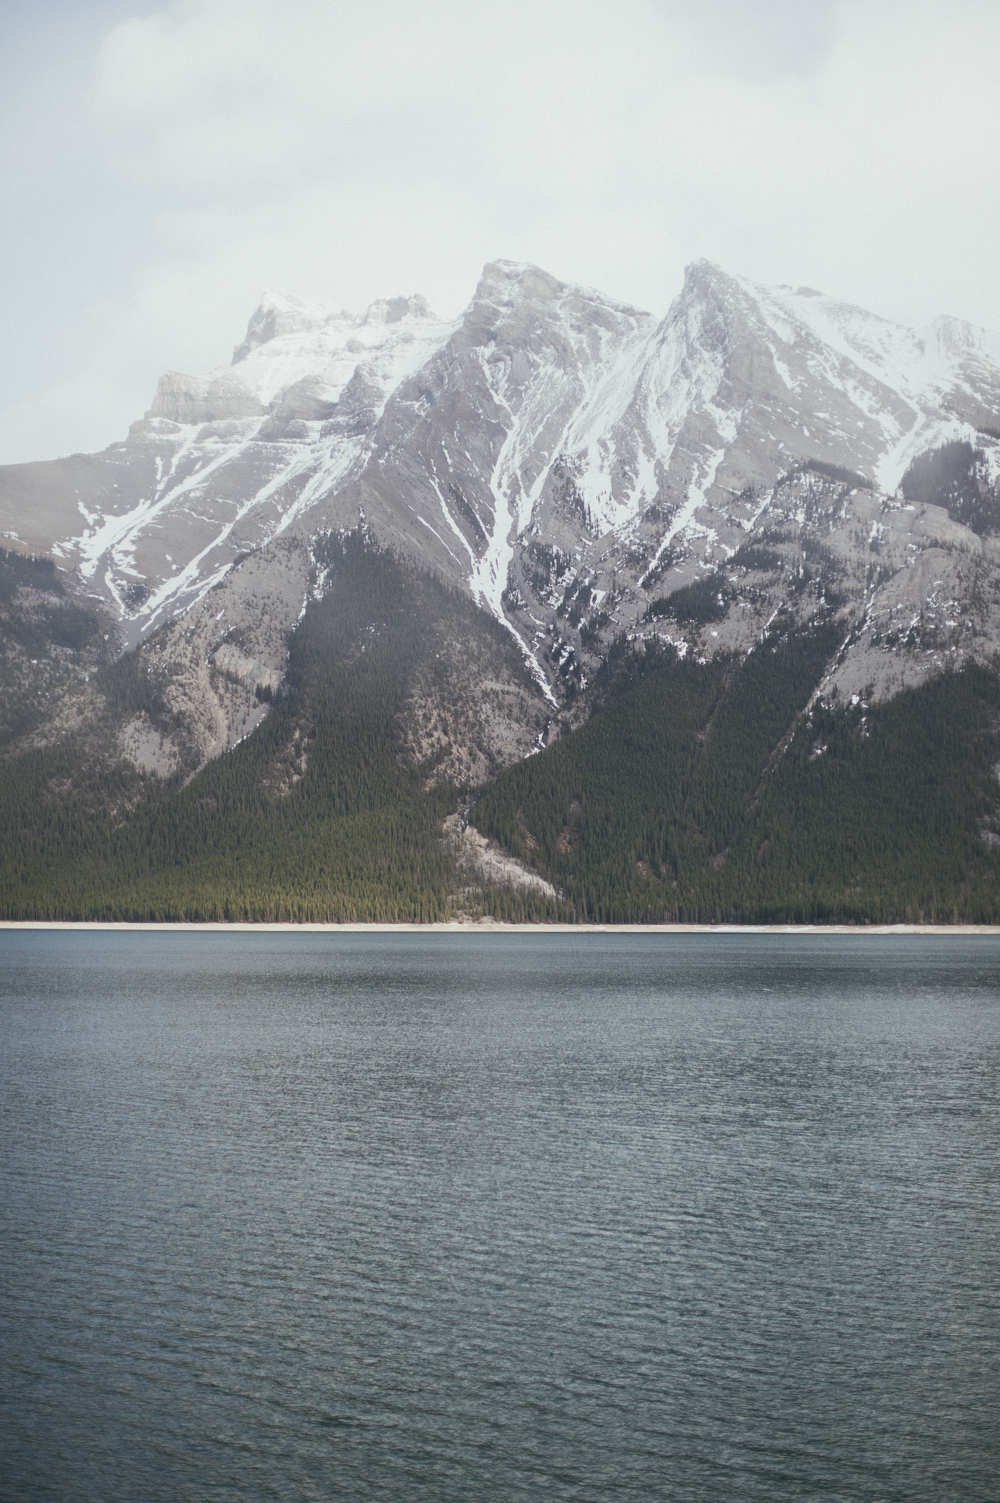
[146,371,267,425]
[3,257,1000,775]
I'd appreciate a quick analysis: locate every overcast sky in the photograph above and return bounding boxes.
[2,0,998,464]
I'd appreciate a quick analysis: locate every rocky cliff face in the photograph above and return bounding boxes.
[3,258,1000,780]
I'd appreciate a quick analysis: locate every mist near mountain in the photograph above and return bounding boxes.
[5,254,1000,732]
[3,256,1000,923]
[3,1,999,467]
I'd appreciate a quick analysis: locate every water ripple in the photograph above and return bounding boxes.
[2,932,998,1501]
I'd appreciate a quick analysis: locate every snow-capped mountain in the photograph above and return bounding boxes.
[0,288,455,629]
[5,259,997,635]
[3,257,1000,774]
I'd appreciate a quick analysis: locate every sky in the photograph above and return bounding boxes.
[1,0,999,465]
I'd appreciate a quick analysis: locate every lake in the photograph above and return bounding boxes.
[2,930,998,1501]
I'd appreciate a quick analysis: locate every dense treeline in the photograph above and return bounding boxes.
[801,458,873,490]
[644,572,729,624]
[900,440,1000,536]
[644,539,788,627]
[0,546,111,747]
[4,534,1000,925]
[0,545,105,656]
[0,536,559,923]
[712,663,1000,922]
[472,625,1000,923]
[0,546,58,597]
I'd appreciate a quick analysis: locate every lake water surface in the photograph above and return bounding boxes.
[2,930,998,1501]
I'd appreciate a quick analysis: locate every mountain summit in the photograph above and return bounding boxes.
[3,258,1000,922]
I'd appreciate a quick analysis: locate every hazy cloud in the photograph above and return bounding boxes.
[2,0,998,464]
[656,0,838,80]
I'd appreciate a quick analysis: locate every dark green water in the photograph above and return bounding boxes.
[1,931,998,1501]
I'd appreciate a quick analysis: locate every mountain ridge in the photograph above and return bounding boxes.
[3,257,1000,922]
[7,256,999,649]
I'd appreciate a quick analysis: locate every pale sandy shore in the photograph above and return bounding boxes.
[2,920,1000,936]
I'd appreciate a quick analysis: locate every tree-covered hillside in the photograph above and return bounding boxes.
[0,546,115,747]
[900,440,1000,536]
[0,537,558,922]
[470,627,1000,924]
[3,535,1000,925]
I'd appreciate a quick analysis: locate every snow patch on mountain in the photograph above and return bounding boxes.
[7,255,1000,684]
[148,291,454,422]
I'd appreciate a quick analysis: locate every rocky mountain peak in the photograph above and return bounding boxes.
[145,370,265,425]
[472,259,568,311]
[678,257,741,298]
[6,254,1000,754]
[10,260,1000,935]
[923,312,1000,363]
[232,289,352,363]
[361,293,436,325]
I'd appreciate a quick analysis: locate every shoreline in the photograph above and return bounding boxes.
[3,920,1000,935]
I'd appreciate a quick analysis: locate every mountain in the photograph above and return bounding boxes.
[3,259,1000,922]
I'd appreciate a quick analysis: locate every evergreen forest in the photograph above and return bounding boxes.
[2,535,1000,924]
[470,629,1000,924]
[0,539,546,923]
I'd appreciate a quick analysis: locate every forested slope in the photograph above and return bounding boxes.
[3,535,1000,924]
[470,628,1000,924]
[0,538,558,922]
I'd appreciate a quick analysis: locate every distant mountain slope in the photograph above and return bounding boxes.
[3,258,1000,925]
[0,546,117,749]
[0,537,558,922]
[470,639,1000,925]
[3,260,999,689]
[6,531,998,924]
